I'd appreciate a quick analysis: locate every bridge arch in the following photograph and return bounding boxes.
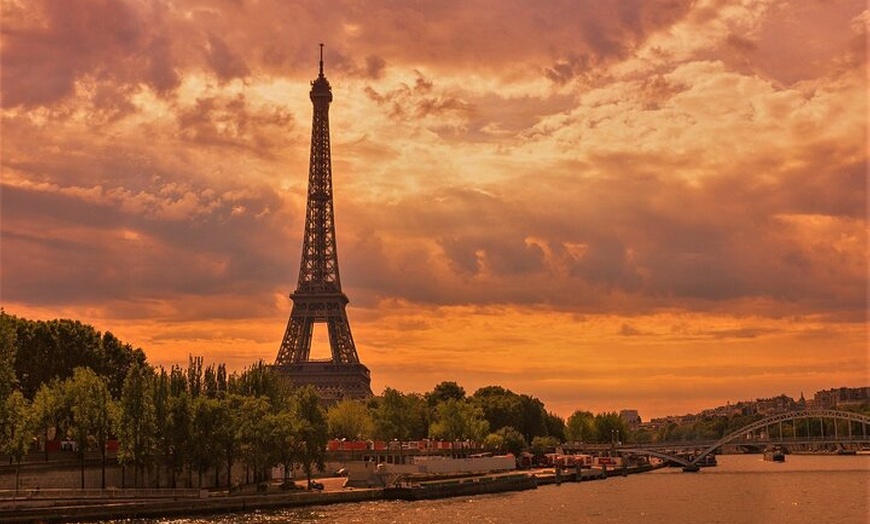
[619,410,870,468]
[617,448,694,468]
[690,409,870,465]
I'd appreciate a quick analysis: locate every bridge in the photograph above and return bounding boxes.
[618,409,870,470]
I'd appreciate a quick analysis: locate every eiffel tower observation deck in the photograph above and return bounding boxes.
[273,45,373,402]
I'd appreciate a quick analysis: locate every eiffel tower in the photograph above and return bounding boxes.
[274,45,372,401]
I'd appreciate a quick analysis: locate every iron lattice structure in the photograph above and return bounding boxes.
[274,46,372,401]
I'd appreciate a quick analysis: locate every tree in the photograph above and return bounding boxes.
[565,410,596,444]
[544,411,566,442]
[99,331,146,398]
[530,435,559,458]
[269,407,301,484]
[471,387,550,443]
[472,386,521,434]
[371,388,429,441]
[517,394,548,442]
[15,319,102,399]
[31,379,67,462]
[151,368,172,487]
[186,356,204,398]
[426,381,466,407]
[203,363,228,398]
[294,386,328,489]
[65,367,112,488]
[9,315,144,400]
[0,310,18,404]
[594,412,628,445]
[190,396,222,487]
[429,399,489,447]
[213,393,243,488]
[327,399,373,440]
[229,360,283,403]
[237,395,273,484]
[166,391,192,487]
[484,426,526,457]
[1,390,34,493]
[116,362,156,487]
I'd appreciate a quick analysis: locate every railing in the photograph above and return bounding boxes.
[0,487,204,500]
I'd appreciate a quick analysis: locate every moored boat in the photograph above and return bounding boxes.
[763,448,785,462]
[384,473,537,500]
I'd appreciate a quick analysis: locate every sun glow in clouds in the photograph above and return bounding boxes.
[1,0,866,419]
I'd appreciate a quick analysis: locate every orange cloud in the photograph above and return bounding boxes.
[2,0,866,419]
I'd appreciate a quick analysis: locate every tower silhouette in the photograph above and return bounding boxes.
[274,45,372,401]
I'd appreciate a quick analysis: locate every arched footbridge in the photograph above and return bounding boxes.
[619,409,870,468]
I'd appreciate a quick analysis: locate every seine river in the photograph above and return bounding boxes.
[120,455,868,524]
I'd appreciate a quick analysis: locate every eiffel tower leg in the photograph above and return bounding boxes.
[276,311,313,365]
[326,311,357,364]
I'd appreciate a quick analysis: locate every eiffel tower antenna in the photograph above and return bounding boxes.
[319,43,324,77]
[274,45,372,401]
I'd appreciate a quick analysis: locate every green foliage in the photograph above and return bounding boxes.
[236,395,272,481]
[484,426,526,456]
[293,386,328,488]
[100,332,147,398]
[166,391,193,486]
[544,411,566,441]
[593,412,628,444]
[6,313,145,400]
[530,435,559,456]
[212,393,243,487]
[229,360,284,403]
[371,388,429,441]
[116,362,157,487]
[0,310,18,402]
[203,363,228,398]
[64,367,112,488]
[425,381,466,407]
[565,410,596,443]
[429,398,489,442]
[1,390,34,492]
[471,386,551,443]
[269,407,301,482]
[472,386,520,435]
[1,390,33,460]
[327,399,373,439]
[190,396,223,486]
[31,379,68,447]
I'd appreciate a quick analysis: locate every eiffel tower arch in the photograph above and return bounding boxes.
[274,45,373,402]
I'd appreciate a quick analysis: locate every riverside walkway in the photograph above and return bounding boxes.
[0,478,381,523]
[0,467,634,523]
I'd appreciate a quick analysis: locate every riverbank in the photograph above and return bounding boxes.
[0,482,382,524]
[0,465,660,523]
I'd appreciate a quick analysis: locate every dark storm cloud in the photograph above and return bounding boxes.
[1,170,291,308]
[1,0,165,108]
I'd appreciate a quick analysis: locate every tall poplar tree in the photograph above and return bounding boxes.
[117,362,156,487]
[1,391,33,493]
[294,386,328,489]
[65,367,112,488]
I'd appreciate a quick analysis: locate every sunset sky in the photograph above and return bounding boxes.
[2,0,867,419]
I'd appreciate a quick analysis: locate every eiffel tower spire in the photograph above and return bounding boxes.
[274,45,372,400]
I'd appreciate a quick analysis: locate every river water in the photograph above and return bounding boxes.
[118,455,868,524]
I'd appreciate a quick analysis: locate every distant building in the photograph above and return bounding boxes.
[620,409,642,427]
[754,394,797,415]
[814,387,869,409]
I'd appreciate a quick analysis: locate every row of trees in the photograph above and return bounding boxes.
[4,356,331,491]
[14,311,836,492]
[326,382,568,458]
